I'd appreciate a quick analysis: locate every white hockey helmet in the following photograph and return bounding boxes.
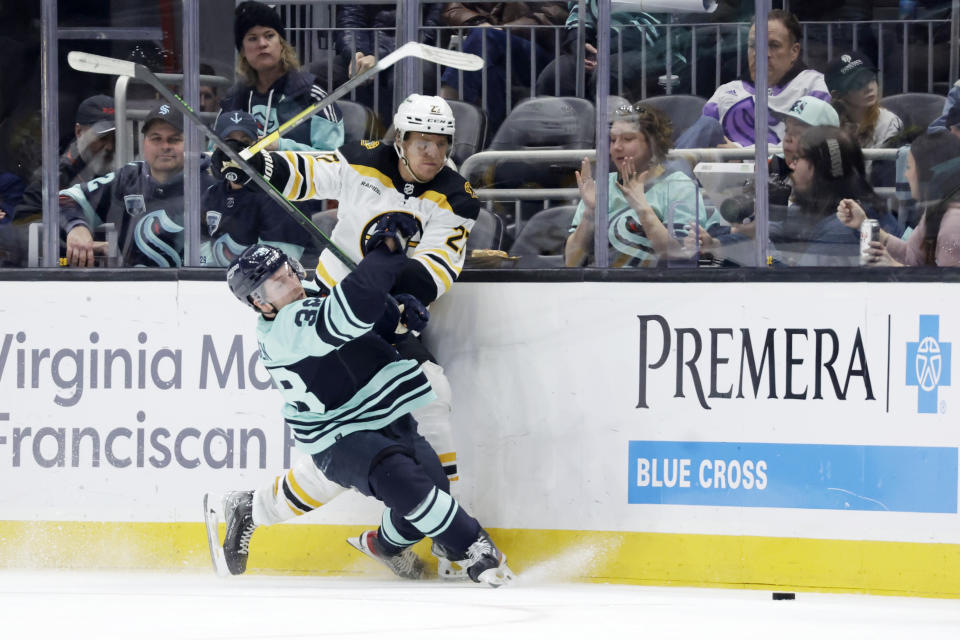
[393,94,456,139]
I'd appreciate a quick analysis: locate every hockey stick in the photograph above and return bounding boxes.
[67,50,360,269]
[241,41,484,159]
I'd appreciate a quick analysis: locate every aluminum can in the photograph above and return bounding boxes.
[859,219,880,265]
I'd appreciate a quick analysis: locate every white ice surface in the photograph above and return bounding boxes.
[1,570,959,640]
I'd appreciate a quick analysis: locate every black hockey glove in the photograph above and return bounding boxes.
[364,212,419,254]
[395,293,429,333]
[371,293,429,342]
[211,139,264,184]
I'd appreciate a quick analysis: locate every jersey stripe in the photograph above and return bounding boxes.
[285,468,324,509]
[281,151,303,199]
[420,249,461,277]
[284,361,435,453]
[289,363,426,433]
[314,259,337,289]
[349,164,396,191]
[415,254,454,291]
[419,189,455,214]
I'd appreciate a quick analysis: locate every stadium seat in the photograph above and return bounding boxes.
[478,97,594,225]
[508,204,577,268]
[480,96,594,189]
[489,96,595,151]
[446,99,487,166]
[879,93,947,133]
[466,207,505,252]
[636,94,708,143]
[335,100,382,145]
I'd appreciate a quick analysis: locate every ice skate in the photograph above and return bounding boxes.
[221,490,257,576]
[347,530,424,580]
[461,529,515,587]
[431,541,469,580]
[202,493,229,577]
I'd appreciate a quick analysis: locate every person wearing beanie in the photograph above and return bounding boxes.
[825,51,902,150]
[221,1,344,152]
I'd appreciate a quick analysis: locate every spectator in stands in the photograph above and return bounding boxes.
[777,96,840,177]
[334,4,443,127]
[439,2,568,133]
[687,96,841,258]
[825,52,902,150]
[14,95,116,226]
[564,102,714,267]
[221,1,344,151]
[0,95,116,267]
[675,10,829,149]
[946,105,960,140]
[777,125,897,267]
[837,130,960,266]
[928,79,960,133]
[534,2,681,105]
[0,172,24,224]
[202,111,311,267]
[199,63,220,112]
[58,102,216,267]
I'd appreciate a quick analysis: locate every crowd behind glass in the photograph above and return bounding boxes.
[1,0,958,270]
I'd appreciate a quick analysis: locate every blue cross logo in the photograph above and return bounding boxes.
[906,315,951,414]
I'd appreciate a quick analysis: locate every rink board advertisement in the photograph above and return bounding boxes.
[1,278,959,595]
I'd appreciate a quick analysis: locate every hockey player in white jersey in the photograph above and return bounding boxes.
[206,95,478,579]
[213,237,512,586]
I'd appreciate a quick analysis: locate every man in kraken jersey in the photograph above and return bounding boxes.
[59,102,216,267]
[208,94,479,579]
[212,238,512,586]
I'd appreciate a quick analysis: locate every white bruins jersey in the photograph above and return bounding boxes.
[263,140,480,305]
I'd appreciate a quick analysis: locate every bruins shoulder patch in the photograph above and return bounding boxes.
[361,140,381,149]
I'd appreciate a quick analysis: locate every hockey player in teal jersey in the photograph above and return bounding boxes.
[213,218,514,587]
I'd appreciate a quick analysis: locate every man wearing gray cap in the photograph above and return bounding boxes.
[58,101,215,267]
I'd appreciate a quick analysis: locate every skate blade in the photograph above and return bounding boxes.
[202,493,229,577]
[476,555,516,588]
[436,556,470,580]
[345,534,370,557]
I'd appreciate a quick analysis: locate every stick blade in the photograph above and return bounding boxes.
[413,43,484,71]
[68,51,138,77]
[388,42,483,72]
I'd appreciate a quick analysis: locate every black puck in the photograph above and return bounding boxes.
[772,592,796,600]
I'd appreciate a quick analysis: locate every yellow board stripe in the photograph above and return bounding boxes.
[437,452,457,463]
[286,469,324,509]
[1,522,958,598]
